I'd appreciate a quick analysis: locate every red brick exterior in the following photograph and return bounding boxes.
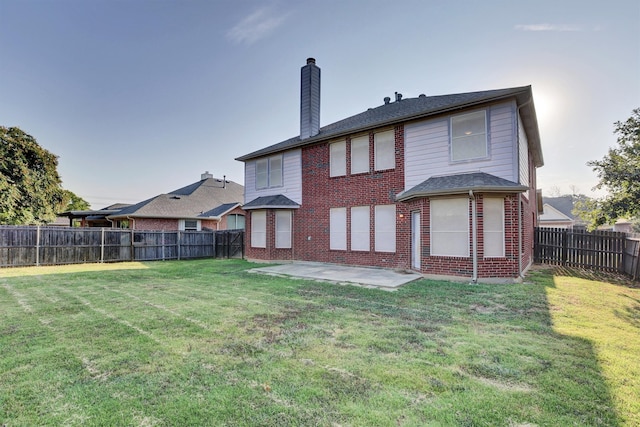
[245,124,538,281]
[127,209,245,232]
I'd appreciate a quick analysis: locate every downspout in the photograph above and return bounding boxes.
[469,190,478,284]
[127,216,135,230]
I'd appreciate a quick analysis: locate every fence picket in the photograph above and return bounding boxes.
[534,227,638,277]
[0,226,244,267]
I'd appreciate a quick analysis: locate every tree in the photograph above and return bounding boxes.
[582,108,640,229]
[0,126,87,224]
[61,189,90,211]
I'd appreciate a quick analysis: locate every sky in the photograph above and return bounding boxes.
[1,0,638,209]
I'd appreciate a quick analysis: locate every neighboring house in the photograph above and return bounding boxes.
[539,203,574,228]
[540,196,586,229]
[59,204,132,227]
[107,172,245,231]
[236,58,543,282]
[61,173,245,231]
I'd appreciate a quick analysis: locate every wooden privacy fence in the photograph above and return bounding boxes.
[0,226,244,268]
[534,227,640,278]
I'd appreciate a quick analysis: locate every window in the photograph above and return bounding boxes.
[451,110,487,161]
[330,141,346,177]
[330,208,347,250]
[350,206,370,251]
[483,198,505,257]
[251,210,266,248]
[255,155,283,189]
[180,219,201,231]
[256,158,268,189]
[374,130,395,171]
[269,156,282,187]
[431,198,469,257]
[275,210,292,249]
[374,204,396,252]
[227,214,245,230]
[351,136,369,174]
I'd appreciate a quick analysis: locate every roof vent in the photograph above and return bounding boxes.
[419,94,426,98]
[201,171,213,180]
[395,92,403,102]
[384,97,391,105]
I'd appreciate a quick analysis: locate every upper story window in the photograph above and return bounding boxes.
[451,110,487,162]
[374,130,395,171]
[256,155,283,189]
[330,140,346,177]
[350,135,369,174]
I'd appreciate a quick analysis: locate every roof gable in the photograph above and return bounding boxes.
[396,172,528,201]
[236,86,542,167]
[109,178,244,220]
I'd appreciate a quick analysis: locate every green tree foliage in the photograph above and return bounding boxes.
[581,109,640,229]
[61,189,90,211]
[0,126,87,224]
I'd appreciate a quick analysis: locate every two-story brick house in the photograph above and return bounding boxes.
[236,59,543,282]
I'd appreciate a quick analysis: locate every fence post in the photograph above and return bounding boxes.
[161,231,165,261]
[35,225,41,267]
[130,229,134,261]
[177,231,181,260]
[100,228,105,263]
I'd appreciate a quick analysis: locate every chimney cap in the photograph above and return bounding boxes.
[306,57,316,65]
[384,97,391,104]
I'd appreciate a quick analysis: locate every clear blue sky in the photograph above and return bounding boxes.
[1,0,638,208]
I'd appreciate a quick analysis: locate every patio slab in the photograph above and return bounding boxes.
[247,262,423,290]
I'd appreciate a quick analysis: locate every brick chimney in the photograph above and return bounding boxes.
[300,58,320,139]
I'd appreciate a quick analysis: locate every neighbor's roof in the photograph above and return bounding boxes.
[108,178,244,220]
[396,172,529,201]
[243,194,300,210]
[236,86,543,167]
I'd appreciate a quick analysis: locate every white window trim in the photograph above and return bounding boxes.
[350,206,370,252]
[255,155,283,190]
[350,135,369,175]
[330,140,347,177]
[430,198,469,257]
[374,130,395,171]
[275,210,292,249]
[330,207,347,250]
[179,219,201,231]
[251,210,266,248]
[450,110,488,162]
[483,198,505,258]
[374,204,396,253]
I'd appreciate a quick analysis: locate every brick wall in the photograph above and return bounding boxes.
[244,122,537,281]
[132,218,218,231]
[292,125,409,270]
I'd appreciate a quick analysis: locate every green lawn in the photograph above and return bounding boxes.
[0,260,638,426]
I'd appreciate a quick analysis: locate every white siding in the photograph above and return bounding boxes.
[404,101,518,190]
[518,113,530,186]
[244,149,302,205]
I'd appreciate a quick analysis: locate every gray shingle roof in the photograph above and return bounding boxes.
[243,194,300,210]
[200,202,240,218]
[236,86,542,167]
[396,172,529,201]
[108,178,244,219]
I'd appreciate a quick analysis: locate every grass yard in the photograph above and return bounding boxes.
[1,260,638,426]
